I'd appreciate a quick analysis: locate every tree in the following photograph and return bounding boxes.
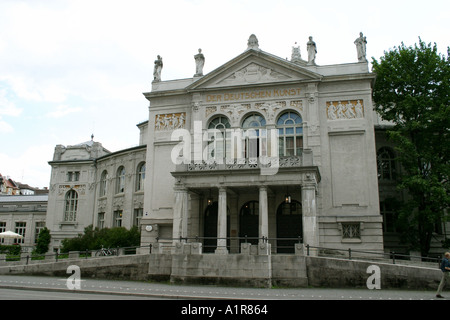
[34,227,51,254]
[372,39,450,256]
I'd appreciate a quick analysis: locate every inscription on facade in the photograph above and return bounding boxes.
[206,87,301,103]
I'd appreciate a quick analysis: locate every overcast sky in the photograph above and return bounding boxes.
[0,0,448,189]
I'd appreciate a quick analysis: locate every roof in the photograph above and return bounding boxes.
[0,194,48,203]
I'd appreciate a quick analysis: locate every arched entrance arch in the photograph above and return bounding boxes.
[276,200,302,253]
[203,201,230,253]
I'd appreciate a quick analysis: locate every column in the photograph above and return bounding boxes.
[258,185,271,255]
[173,186,188,245]
[215,186,228,254]
[302,183,319,256]
[259,186,268,242]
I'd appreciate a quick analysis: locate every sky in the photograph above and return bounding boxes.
[0,0,448,189]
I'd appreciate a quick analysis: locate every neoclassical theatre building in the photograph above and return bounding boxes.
[46,34,446,255]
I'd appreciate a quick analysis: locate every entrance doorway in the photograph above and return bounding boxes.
[239,200,259,246]
[276,200,302,253]
[203,201,230,253]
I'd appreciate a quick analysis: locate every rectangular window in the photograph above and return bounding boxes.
[0,222,6,244]
[67,171,80,182]
[113,210,123,227]
[97,212,105,229]
[133,208,143,227]
[15,222,26,244]
[34,221,45,243]
[342,223,361,239]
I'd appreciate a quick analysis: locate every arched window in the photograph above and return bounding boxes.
[207,116,231,161]
[277,111,303,156]
[116,166,126,194]
[136,162,146,191]
[100,170,108,197]
[64,190,78,222]
[242,113,266,158]
[377,147,396,180]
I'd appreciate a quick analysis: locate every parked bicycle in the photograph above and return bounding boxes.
[95,245,118,257]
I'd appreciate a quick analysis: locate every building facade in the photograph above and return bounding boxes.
[140,35,383,255]
[41,35,448,256]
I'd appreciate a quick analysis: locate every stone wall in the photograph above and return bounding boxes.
[0,252,445,291]
[0,254,151,281]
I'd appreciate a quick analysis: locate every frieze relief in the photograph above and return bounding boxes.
[326,100,364,120]
[155,112,186,131]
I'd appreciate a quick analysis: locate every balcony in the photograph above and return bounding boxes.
[175,149,314,173]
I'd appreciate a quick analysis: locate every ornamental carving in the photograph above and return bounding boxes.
[206,100,303,124]
[220,104,251,123]
[220,63,290,84]
[58,184,86,195]
[155,112,186,131]
[326,100,364,120]
[255,101,286,122]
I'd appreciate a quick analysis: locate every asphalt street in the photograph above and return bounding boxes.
[0,274,445,301]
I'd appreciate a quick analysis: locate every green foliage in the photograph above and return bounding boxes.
[0,244,21,255]
[372,39,450,255]
[61,225,141,253]
[34,227,51,254]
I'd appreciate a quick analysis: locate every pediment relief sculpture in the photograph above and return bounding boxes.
[218,63,291,85]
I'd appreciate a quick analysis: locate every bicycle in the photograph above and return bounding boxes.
[95,245,117,257]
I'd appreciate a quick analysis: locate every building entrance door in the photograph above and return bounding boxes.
[239,200,259,247]
[276,200,302,253]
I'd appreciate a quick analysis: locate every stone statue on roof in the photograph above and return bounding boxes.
[291,42,302,64]
[307,36,317,66]
[354,32,367,62]
[247,34,260,50]
[194,49,205,77]
[153,55,163,82]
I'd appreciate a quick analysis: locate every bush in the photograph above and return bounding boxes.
[0,244,21,255]
[61,225,140,253]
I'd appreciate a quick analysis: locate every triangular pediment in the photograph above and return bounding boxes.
[187,49,322,91]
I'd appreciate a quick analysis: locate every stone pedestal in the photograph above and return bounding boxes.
[241,243,251,255]
[258,242,271,255]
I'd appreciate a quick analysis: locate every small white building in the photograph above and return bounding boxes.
[0,195,48,251]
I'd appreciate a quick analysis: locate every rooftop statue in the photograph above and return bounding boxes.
[247,34,260,50]
[153,55,163,82]
[291,42,302,64]
[194,49,205,77]
[354,32,367,62]
[307,36,317,66]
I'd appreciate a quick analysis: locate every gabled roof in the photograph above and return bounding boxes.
[186,48,323,92]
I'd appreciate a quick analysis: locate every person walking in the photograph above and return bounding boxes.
[436,252,450,298]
